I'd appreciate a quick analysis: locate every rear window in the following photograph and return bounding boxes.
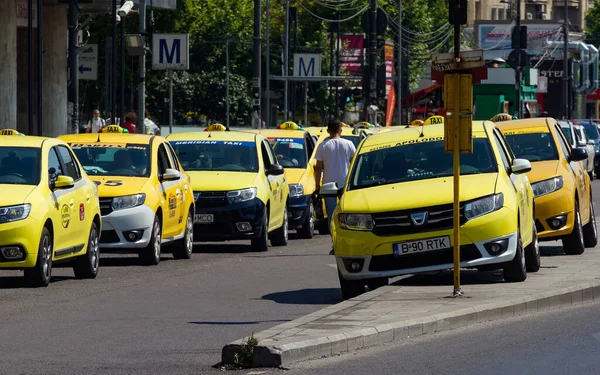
[170,140,258,172]
[70,143,150,177]
[560,127,573,144]
[0,147,41,185]
[267,137,307,168]
[503,132,558,162]
[582,122,599,140]
[342,135,361,148]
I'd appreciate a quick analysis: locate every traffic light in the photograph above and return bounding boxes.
[449,0,467,25]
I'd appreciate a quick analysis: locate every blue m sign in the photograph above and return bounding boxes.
[159,39,180,64]
[293,53,321,77]
[152,33,189,71]
[299,57,315,76]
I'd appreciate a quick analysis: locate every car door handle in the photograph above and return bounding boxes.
[69,199,75,207]
[86,194,91,202]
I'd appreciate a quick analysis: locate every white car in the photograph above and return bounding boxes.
[574,124,596,178]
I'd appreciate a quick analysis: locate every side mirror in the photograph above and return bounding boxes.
[54,175,75,189]
[577,141,587,148]
[570,147,588,162]
[511,158,532,175]
[320,181,342,197]
[162,168,181,181]
[267,164,284,176]
[588,140,596,146]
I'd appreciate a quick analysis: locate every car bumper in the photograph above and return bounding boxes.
[288,195,311,229]
[193,198,266,241]
[333,207,518,280]
[0,217,42,268]
[99,204,155,250]
[533,188,575,241]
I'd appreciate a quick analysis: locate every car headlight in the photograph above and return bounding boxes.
[112,194,146,210]
[464,194,504,220]
[0,204,32,223]
[339,213,374,231]
[227,187,257,204]
[289,184,304,198]
[531,176,564,198]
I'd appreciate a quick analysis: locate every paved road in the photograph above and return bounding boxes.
[284,300,600,375]
[0,233,338,375]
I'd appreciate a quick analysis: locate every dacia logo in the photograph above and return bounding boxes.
[410,212,428,226]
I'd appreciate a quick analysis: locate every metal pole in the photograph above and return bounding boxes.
[563,0,569,120]
[68,1,79,134]
[27,0,33,135]
[515,0,522,119]
[252,0,261,125]
[226,37,230,128]
[284,0,290,121]
[304,81,308,126]
[396,0,402,125]
[335,13,340,118]
[169,69,173,133]
[111,0,117,123]
[120,1,125,123]
[369,0,377,123]
[37,0,42,136]
[329,27,334,120]
[137,0,146,133]
[452,22,461,296]
[265,0,270,127]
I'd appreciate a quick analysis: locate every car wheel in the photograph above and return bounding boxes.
[563,201,585,255]
[524,222,541,273]
[140,215,161,265]
[271,206,289,246]
[172,210,194,259]
[24,226,53,287]
[503,230,527,282]
[583,200,598,248]
[297,203,315,239]
[317,219,330,235]
[251,208,269,252]
[338,271,365,300]
[73,222,100,279]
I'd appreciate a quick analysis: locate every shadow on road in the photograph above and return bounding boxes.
[261,288,341,305]
[188,319,290,326]
[192,243,254,254]
[0,275,75,289]
[99,256,173,267]
[540,245,567,256]
[397,269,505,287]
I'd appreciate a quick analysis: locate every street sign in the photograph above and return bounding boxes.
[444,73,473,154]
[152,33,189,70]
[293,53,322,77]
[432,50,484,72]
[78,44,98,80]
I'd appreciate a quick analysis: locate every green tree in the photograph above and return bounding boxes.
[585,0,600,45]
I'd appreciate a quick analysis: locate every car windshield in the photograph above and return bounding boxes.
[349,138,497,190]
[170,140,258,172]
[561,127,573,144]
[0,147,41,185]
[267,137,307,168]
[70,143,150,177]
[582,122,599,140]
[342,135,361,148]
[503,132,559,162]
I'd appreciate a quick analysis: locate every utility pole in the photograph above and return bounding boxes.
[368,0,378,123]
[137,0,146,133]
[284,0,290,121]
[111,0,117,123]
[329,25,334,120]
[335,13,341,118]
[67,1,79,134]
[563,0,569,120]
[396,0,402,125]
[265,0,271,127]
[226,36,230,128]
[515,0,522,119]
[252,0,261,126]
[120,0,125,122]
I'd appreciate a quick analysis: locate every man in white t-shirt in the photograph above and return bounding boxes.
[85,109,106,133]
[314,119,356,254]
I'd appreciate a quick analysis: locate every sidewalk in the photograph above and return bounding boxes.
[222,241,600,367]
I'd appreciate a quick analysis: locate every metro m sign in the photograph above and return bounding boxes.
[152,33,189,70]
[293,53,322,77]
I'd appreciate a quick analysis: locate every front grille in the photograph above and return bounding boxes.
[99,197,113,216]
[100,230,120,244]
[368,244,481,272]
[372,203,466,236]
[195,191,228,208]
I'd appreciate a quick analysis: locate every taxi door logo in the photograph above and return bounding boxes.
[79,203,85,221]
[61,204,71,228]
[168,193,177,217]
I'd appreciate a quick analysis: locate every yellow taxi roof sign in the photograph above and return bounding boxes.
[205,123,228,132]
[357,121,374,128]
[100,125,129,133]
[341,122,351,128]
[423,115,444,125]
[0,129,25,136]
[490,113,513,122]
[277,121,302,130]
[409,119,425,126]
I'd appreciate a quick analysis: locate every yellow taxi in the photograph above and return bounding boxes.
[0,130,102,286]
[167,130,290,251]
[245,127,321,238]
[306,126,369,148]
[497,118,597,254]
[59,128,195,265]
[321,122,538,299]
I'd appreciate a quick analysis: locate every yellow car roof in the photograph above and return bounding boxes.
[359,122,489,153]
[243,129,306,139]
[166,130,257,142]
[495,118,551,133]
[59,133,155,144]
[0,135,49,147]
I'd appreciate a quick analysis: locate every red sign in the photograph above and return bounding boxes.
[386,86,396,127]
[79,204,85,221]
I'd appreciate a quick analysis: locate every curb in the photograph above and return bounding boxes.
[222,281,600,368]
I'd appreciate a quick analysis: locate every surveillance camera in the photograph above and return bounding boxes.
[117,0,134,17]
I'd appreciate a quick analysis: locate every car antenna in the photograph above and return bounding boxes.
[208,131,212,138]
[96,132,101,142]
[418,123,425,138]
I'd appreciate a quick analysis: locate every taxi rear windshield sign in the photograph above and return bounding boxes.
[267,138,304,144]
[502,129,549,135]
[170,140,255,147]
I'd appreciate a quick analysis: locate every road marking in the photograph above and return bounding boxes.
[246,372,267,375]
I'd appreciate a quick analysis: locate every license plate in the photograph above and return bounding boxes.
[194,214,214,224]
[393,236,451,256]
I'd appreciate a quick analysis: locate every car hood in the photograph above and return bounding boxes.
[342,174,499,213]
[0,185,36,206]
[90,176,149,197]
[187,171,258,191]
[527,160,559,184]
[283,168,306,185]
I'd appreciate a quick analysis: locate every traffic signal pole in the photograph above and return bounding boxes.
[515,0,522,119]
[368,0,377,123]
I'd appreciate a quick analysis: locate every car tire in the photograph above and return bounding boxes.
[24,226,52,287]
[297,204,315,239]
[317,219,330,235]
[73,221,100,279]
[524,222,541,273]
[366,277,388,291]
[338,271,365,300]
[583,199,598,248]
[172,210,194,259]
[251,208,269,252]
[270,206,289,247]
[140,215,161,265]
[563,201,585,255]
[503,230,527,282]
